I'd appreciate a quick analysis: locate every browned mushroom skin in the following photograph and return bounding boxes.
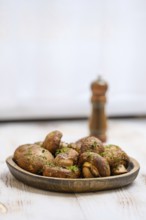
[43,164,80,178]
[60,142,80,154]
[54,147,79,167]
[34,141,43,147]
[69,142,82,153]
[76,136,104,154]
[13,144,54,174]
[13,131,131,179]
[42,130,63,154]
[59,142,68,148]
[78,152,110,177]
[101,145,130,175]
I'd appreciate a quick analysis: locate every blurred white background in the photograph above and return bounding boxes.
[0,0,146,119]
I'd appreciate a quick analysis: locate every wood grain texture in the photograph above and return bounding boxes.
[0,119,146,220]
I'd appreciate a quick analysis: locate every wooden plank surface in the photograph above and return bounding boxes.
[0,119,146,220]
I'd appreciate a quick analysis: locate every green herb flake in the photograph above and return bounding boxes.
[100,152,106,157]
[91,141,97,149]
[55,147,69,155]
[45,161,55,167]
[67,165,78,172]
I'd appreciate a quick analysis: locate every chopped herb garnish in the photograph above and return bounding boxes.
[55,147,69,155]
[45,161,55,167]
[91,141,97,149]
[100,152,106,157]
[67,165,78,172]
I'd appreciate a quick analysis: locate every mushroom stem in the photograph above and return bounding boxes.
[112,164,128,175]
[90,165,100,177]
[82,162,100,178]
[82,162,94,178]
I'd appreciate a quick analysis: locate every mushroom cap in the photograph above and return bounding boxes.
[76,136,104,154]
[59,142,80,153]
[42,130,63,154]
[43,164,80,178]
[13,144,54,174]
[102,145,130,168]
[55,147,79,167]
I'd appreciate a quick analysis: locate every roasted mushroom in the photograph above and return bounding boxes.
[101,145,130,175]
[76,136,104,154]
[78,152,110,178]
[12,130,131,179]
[43,164,80,178]
[42,130,63,154]
[13,144,54,174]
[54,147,79,167]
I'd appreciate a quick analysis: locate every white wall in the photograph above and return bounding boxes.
[0,0,146,119]
[102,0,146,116]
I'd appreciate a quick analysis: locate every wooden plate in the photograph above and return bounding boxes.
[6,156,140,193]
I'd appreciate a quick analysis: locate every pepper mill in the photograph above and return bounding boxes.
[89,76,108,142]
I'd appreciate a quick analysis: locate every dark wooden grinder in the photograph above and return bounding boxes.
[89,76,108,142]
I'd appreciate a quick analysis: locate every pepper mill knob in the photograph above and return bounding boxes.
[89,76,108,142]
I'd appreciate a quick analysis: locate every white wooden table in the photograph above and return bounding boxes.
[0,119,146,220]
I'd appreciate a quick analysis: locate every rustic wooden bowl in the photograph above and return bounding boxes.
[6,156,140,193]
